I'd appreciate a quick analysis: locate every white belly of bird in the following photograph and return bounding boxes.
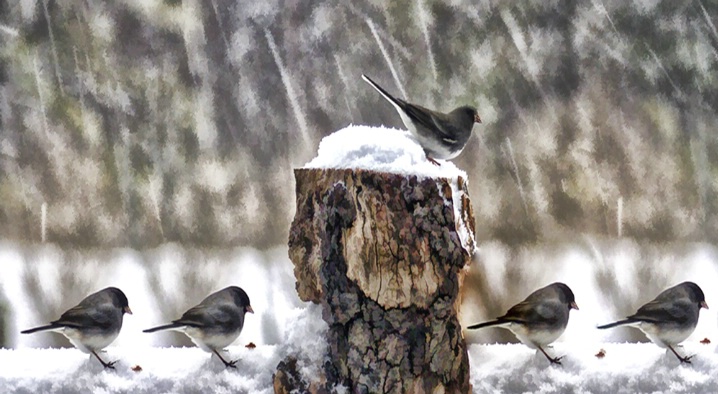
[504,322,563,348]
[637,322,693,347]
[183,326,240,353]
[60,327,118,353]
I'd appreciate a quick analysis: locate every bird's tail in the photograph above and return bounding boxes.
[361,74,403,107]
[143,323,182,333]
[597,319,632,329]
[467,320,506,330]
[20,324,59,334]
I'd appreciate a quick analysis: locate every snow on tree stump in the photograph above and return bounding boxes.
[277,126,477,394]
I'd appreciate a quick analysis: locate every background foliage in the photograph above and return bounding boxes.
[1,0,717,248]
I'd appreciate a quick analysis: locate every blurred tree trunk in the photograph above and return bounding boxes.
[279,168,476,393]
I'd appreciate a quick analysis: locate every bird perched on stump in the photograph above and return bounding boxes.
[362,74,481,165]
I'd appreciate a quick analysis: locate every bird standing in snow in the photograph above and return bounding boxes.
[21,287,132,369]
[143,286,253,368]
[467,282,578,365]
[362,74,481,165]
[597,281,708,363]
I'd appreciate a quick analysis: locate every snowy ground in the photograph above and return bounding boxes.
[470,343,718,394]
[2,328,716,393]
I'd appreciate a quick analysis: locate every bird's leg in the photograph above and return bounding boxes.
[426,155,441,166]
[212,349,237,368]
[538,346,563,365]
[667,344,693,364]
[91,350,116,369]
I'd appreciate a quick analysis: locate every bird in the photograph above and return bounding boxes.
[143,286,254,368]
[597,281,708,363]
[361,74,481,166]
[467,282,578,365]
[21,287,132,369]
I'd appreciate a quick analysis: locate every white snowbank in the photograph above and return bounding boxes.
[469,342,718,393]
[0,305,328,394]
[305,125,477,252]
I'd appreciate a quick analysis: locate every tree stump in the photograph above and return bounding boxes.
[282,167,476,394]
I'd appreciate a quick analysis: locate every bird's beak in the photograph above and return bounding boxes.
[701,301,709,309]
[570,302,579,310]
[474,113,482,124]
[246,305,254,314]
[124,306,133,315]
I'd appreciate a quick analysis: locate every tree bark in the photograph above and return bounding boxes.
[282,168,475,393]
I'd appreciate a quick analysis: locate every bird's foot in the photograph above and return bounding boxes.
[212,349,238,369]
[427,156,441,166]
[102,360,117,369]
[678,354,693,364]
[668,344,693,364]
[92,351,116,370]
[538,346,562,366]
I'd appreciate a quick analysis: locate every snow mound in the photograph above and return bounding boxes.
[305,125,468,180]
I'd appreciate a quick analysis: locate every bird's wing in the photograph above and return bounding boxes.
[361,75,461,142]
[629,299,693,324]
[401,103,457,141]
[500,300,561,326]
[53,303,115,329]
[174,303,238,328]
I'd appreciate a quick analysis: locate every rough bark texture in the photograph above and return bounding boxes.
[273,357,303,394]
[283,168,475,394]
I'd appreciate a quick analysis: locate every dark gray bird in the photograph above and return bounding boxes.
[467,282,578,365]
[362,74,481,165]
[597,281,708,363]
[21,287,132,369]
[143,286,253,368]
